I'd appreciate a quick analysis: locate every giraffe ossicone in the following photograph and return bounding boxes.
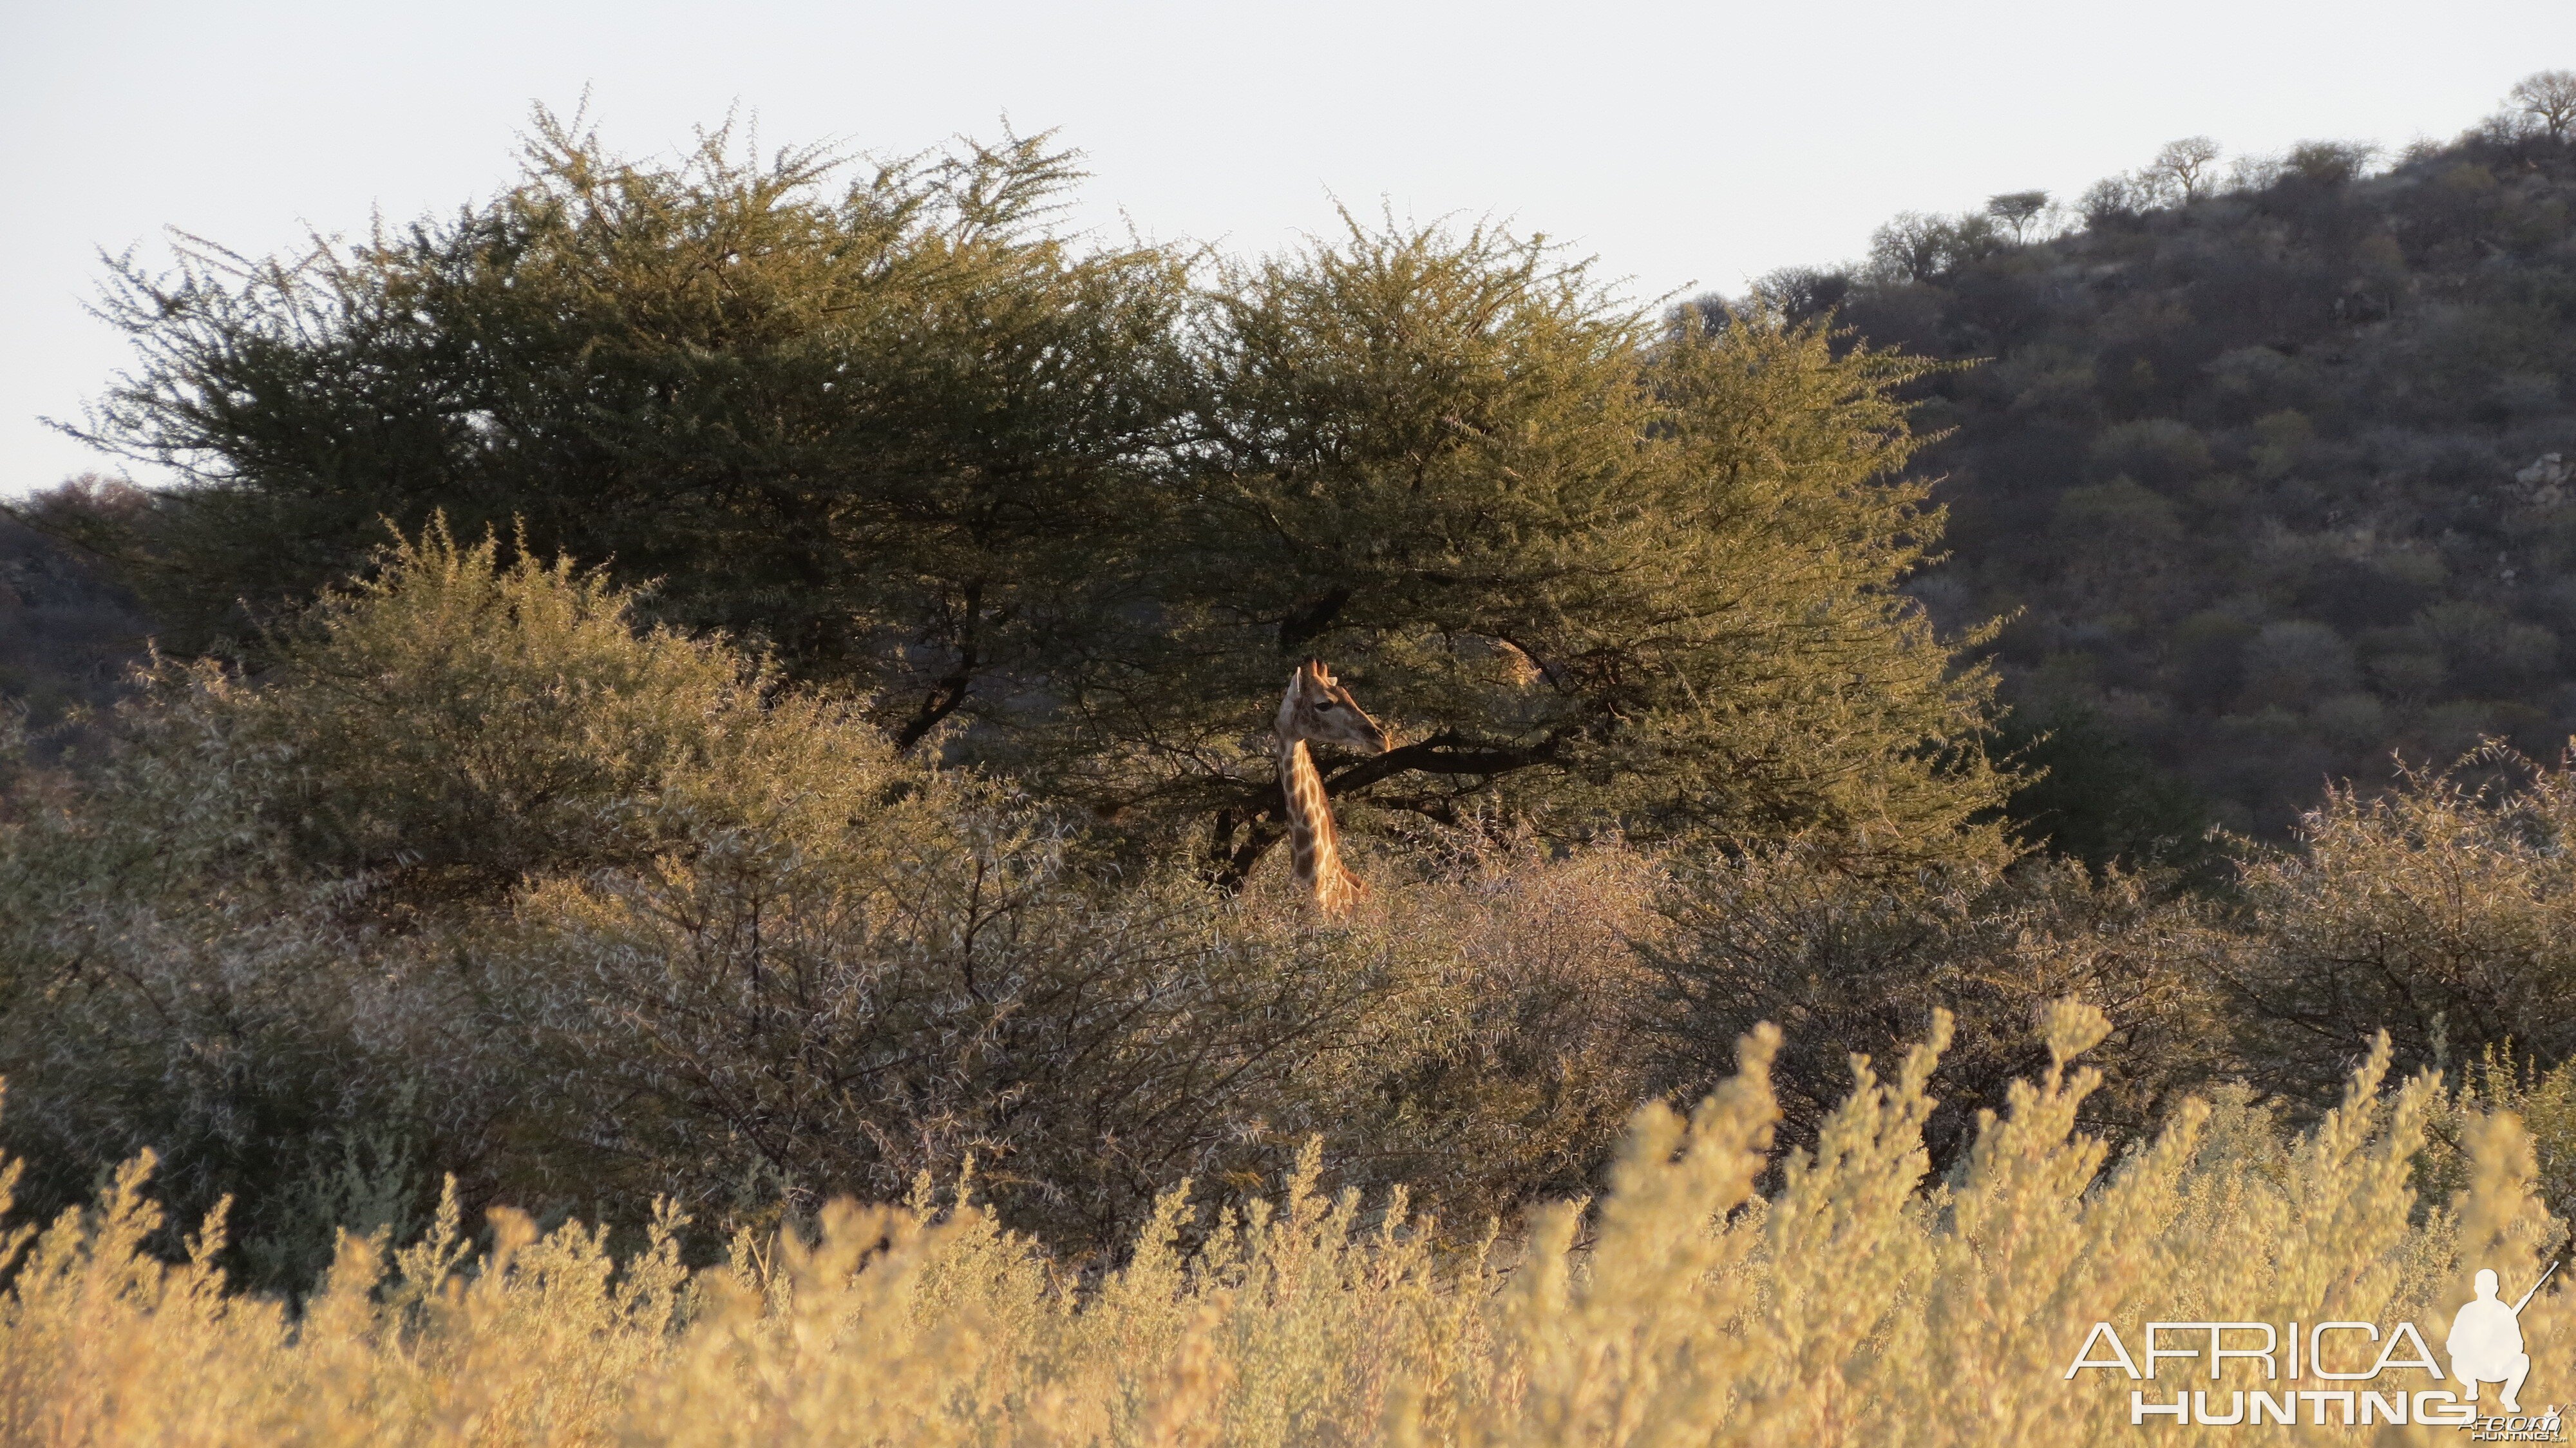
[1274,660,1390,915]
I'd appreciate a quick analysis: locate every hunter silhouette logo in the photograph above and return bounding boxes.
[2450,1263,2551,1414]
[2064,1260,2564,1433]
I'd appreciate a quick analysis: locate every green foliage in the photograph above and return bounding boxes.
[210,517,863,907]
[73,113,1189,752]
[1052,224,2012,877]
[10,519,2576,1328]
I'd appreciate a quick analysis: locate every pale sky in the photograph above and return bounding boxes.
[6,0,2573,497]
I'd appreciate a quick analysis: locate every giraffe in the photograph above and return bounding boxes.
[1274,660,1390,915]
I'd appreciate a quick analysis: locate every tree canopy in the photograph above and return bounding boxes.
[60,114,2011,880]
[75,113,1190,754]
[1056,224,2006,877]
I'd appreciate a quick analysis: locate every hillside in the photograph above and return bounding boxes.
[1757,104,2576,855]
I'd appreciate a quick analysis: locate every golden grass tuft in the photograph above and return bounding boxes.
[1,1015,2564,1447]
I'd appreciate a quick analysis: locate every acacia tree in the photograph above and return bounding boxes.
[68,113,1188,749]
[1985,191,2051,245]
[1042,219,2015,881]
[61,125,2013,883]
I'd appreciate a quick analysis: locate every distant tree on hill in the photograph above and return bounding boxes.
[1985,191,2052,244]
[1868,210,2002,283]
[1868,213,1949,283]
[2281,139,2379,186]
[1748,265,1853,324]
[2143,136,2224,204]
[2078,173,2148,225]
[2510,69,2576,142]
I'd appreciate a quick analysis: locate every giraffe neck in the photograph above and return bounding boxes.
[1277,736,1358,912]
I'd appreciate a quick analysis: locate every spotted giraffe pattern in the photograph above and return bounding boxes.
[1274,660,1390,915]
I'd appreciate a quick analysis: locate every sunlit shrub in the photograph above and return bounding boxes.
[0,528,1658,1273]
[2231,746,2576,1096]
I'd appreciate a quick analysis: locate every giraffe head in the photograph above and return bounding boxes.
[1278,660,1391,756]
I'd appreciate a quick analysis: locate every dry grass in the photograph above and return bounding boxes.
[4,1004,2564,1447]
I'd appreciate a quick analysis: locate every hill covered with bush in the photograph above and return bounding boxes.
[1743,72,2576,857]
